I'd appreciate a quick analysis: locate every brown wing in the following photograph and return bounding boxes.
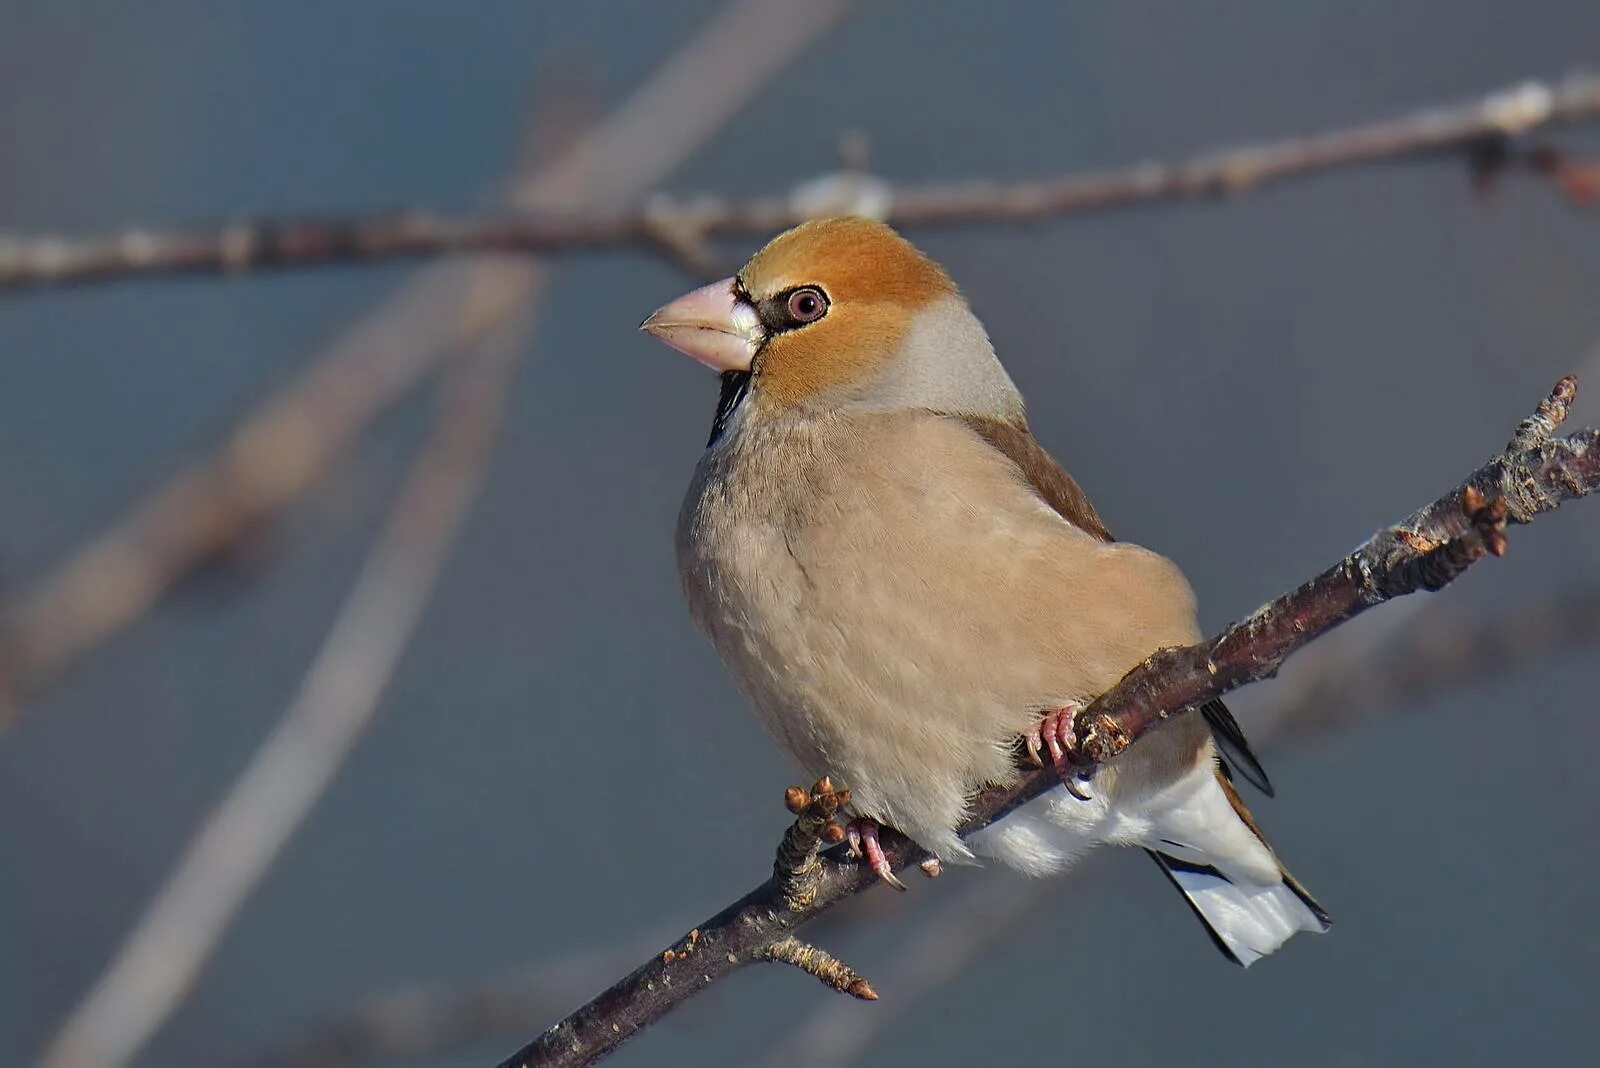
[957,413,1275,795]
[956,415,1114,541]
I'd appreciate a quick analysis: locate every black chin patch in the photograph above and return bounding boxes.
[707,370,751,448]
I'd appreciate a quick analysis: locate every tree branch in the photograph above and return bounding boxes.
[762,577,1600,1068]
[2,76,1597,292]
[493,375,1597,1068]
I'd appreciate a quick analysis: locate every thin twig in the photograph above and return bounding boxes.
[1,75,1597,291]
[1028,379,1584,775]
[0,0,859,733]
[494,375,1598,1068]
[774,778,850,912]
[756,938,877,1002]
[759,875,1040,1068]
[759,780,879,998]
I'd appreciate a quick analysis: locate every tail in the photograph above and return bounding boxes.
[1147,849,1330,967]
[1145,765,1330,967]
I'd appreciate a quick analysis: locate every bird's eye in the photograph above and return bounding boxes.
[786,286,828,324]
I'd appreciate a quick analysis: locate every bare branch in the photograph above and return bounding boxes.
[760,876,1039,1068]
[1,75,1597,291]
[773,778,850,912]
[1020,377,1584,778]
[757,938,878,1002]
[764,579,1600,1068]
[493,375,1598,1068]
[0,0,858,733]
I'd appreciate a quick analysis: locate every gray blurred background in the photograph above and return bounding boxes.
[2,2,1598,1066]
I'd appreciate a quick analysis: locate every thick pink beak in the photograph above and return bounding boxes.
[639,277,759,373]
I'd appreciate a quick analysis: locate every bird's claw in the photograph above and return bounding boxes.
[785,782,926,888]
[1027,704,1092,801]
[846,818,908,891]
[1024,724,1045,767]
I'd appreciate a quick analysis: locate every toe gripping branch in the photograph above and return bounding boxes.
[1024,704,1093,800]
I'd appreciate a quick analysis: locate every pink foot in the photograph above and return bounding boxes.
[1024,704,1091,801]
[846,818,908,891]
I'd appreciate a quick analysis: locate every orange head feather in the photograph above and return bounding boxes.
[736,218,959,408]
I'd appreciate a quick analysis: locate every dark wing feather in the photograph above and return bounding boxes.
[957,414,1273,795]
[1201,698,1274,796]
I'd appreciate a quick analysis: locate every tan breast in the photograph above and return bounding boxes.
[677,408,1208,858]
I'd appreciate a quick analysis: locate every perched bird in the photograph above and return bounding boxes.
[642,217,1328,965]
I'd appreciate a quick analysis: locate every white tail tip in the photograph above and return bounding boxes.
[1149,851,1331,967]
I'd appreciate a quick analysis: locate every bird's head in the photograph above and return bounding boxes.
[641,217,1022,432]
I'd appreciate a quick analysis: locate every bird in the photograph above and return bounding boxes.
[641,217,1329,966]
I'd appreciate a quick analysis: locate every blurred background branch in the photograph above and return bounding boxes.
[3,69,1596,736]
[0,75,1596,291]
[0,0,859,737]
[21,1,859,1065]
[39,306,529,1068]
